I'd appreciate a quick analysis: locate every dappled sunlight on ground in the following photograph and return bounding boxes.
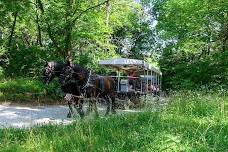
[0,103,148,128]
[0,105,72,128]
[0,96,168,128]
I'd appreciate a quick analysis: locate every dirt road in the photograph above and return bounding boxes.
[0,103,141,128]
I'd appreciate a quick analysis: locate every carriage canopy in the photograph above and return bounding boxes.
[99,58,162,94]
[99,58,162,75]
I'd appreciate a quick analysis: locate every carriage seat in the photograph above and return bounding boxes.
[119,79,134,92]
[120,79,128,92]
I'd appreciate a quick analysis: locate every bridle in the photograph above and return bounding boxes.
[43,64,56,83]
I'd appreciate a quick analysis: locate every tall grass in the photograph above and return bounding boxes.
[0,92,227,152]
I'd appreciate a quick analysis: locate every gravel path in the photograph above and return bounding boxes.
[0,104,72,128]
[0,96,167,128]
[0,103,141,128]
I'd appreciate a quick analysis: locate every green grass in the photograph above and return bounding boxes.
[0,92,227,152]
[0,78,62,103]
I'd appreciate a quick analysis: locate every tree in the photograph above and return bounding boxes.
[0,0,144,77]
[149,0,228,89]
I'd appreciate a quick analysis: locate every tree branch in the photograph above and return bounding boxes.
[35,0,42,46]
[8,11,18,52]
[36,0,63,55]
[47,23,62,54]
[37,0,44,13]
[72,0,108,24]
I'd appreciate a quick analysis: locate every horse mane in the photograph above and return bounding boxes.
[47,61,65,74]
[71,64,89,74]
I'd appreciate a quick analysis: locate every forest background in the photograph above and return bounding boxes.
[0,0,227,94]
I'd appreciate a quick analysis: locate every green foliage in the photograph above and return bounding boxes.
[160,50,228,89]
[0,0,145,78]
[151,0,228,89]
[0,0,227,90]
[0,78,62,102]
[4,46,48,77]
[0,92,227,151]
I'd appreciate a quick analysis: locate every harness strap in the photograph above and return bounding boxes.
[82,70,92,89]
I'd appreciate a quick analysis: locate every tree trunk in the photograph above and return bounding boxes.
[35,0,42,46]
[36,0,63,57]
[8,11,18,51]
[47,23,63,56]
[206,2,211,55]
[105,0,110,26]
[64,0,73,64]
[222,37,227,52]
[64,24,73,63]
[221,23,228,52]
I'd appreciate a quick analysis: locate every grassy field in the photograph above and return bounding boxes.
[0,92,227,152]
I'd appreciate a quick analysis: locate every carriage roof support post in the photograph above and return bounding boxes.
[157,73,159,86]
[157,74,160,92]
[140,76,143,93]
[155,73,158,95]
[141,68,146,93]
[117,70,120,92]
[150,69,152,94]
[160,74,162,91]
[151,71,154,88]
[146,69,149,93]
[144,69,146,93]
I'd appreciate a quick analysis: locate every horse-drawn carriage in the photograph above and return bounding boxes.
[42,58,162,118]
[99,58,162,105]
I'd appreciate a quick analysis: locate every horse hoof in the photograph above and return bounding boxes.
[105,111,109,116]
[112,110,117,114]
[94,114,99,118]
[86,110,91,116]
[67,113,72,118]
[79,113,85,119]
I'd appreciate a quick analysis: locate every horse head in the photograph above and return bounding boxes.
[42,61,66,85]
[42,61,55,85]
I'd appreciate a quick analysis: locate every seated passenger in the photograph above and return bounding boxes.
[128,70,137,90]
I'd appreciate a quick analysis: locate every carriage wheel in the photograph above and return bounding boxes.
[129,93,140,108]
[115,93,129,110]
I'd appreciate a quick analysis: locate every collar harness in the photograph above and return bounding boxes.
[81,70,93,89]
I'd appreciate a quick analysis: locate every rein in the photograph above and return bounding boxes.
[82,70,92,89]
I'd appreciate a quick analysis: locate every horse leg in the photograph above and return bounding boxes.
[105,95,111,116]
[67,100,74,118]
[93,98,99,118]
[86,101,93,115]
[74,99,84,118]
[111,94,117,114]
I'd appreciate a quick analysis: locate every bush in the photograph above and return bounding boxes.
[160,51,228,90]
[0,78,63,102]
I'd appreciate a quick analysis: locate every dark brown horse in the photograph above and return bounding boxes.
[42,61,85,118]
[60,63,116,116]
